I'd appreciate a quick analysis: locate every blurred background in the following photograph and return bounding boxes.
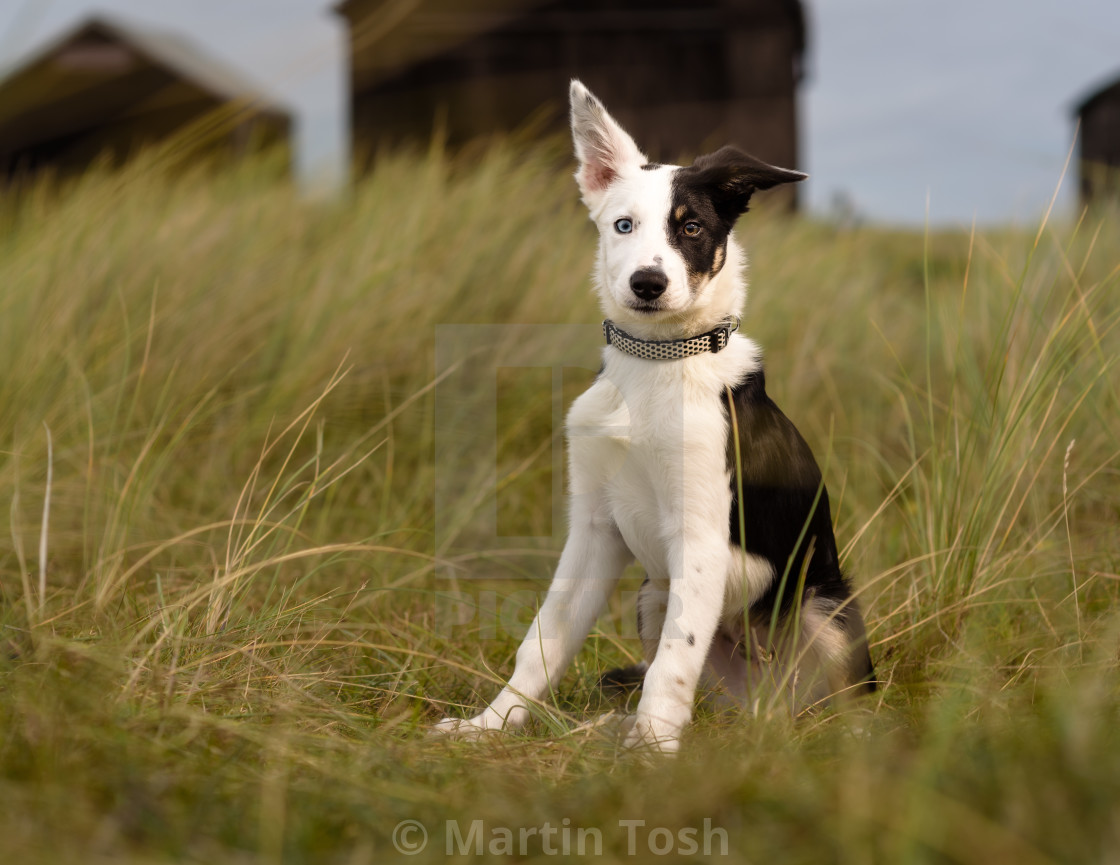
[0,0,1118,226]
[2,8,1119,860]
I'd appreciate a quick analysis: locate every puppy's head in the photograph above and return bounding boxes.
[570,80,805,331]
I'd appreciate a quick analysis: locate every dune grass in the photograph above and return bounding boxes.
[1,141,1119,864]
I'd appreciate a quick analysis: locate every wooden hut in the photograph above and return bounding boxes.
[1075,72,1120,206]
[0,15,290,177]
[336,0,807,207]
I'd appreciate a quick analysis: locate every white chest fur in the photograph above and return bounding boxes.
[566,335,761,579]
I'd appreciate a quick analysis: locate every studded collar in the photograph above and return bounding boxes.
[602,317,740,361]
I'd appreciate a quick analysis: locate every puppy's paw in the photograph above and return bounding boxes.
[619,712,681,754]
[430,711,506,739]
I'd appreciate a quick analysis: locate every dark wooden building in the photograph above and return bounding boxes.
[0,15,290,177]
[336,0,807,207]
[1075,72,1120,206]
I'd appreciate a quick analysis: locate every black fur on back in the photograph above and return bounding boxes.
[725,369,875,690]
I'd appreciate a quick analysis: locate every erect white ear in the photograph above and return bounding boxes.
[569,79,646,208]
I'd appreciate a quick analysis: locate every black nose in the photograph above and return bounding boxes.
[630,269,668,301]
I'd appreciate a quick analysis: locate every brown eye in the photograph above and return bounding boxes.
[683,221,701,237]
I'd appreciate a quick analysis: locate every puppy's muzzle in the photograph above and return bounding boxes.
[630,268,669,301]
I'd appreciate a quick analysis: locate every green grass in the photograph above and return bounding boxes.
[1,140,1119,864]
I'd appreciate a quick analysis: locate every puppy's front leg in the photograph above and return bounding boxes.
[624,533,730,752]
[435,502,632,736]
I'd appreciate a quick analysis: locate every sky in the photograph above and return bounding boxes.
[806,0,1120,227]
[1,0,1118,226]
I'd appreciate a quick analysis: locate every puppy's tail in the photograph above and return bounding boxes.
[599,661,648,694]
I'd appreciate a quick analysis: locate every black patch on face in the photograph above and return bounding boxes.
[668,147,805,292]
[640,162,662,171]
[667,170,730,293]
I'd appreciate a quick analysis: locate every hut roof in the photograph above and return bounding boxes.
[0,14,288,160]
[1072,69,1120,118]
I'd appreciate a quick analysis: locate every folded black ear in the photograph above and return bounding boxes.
[689,146,806,224]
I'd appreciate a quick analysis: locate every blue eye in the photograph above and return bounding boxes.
[614,218,633,234]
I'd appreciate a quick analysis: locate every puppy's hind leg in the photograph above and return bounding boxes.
[815,595,876,699]
[791,593,877,710]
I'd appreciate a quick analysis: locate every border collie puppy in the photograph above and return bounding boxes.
[435,81,874,752]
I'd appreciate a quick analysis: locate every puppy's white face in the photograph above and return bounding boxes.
[569,80,806,330]
[592,164,689,318]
